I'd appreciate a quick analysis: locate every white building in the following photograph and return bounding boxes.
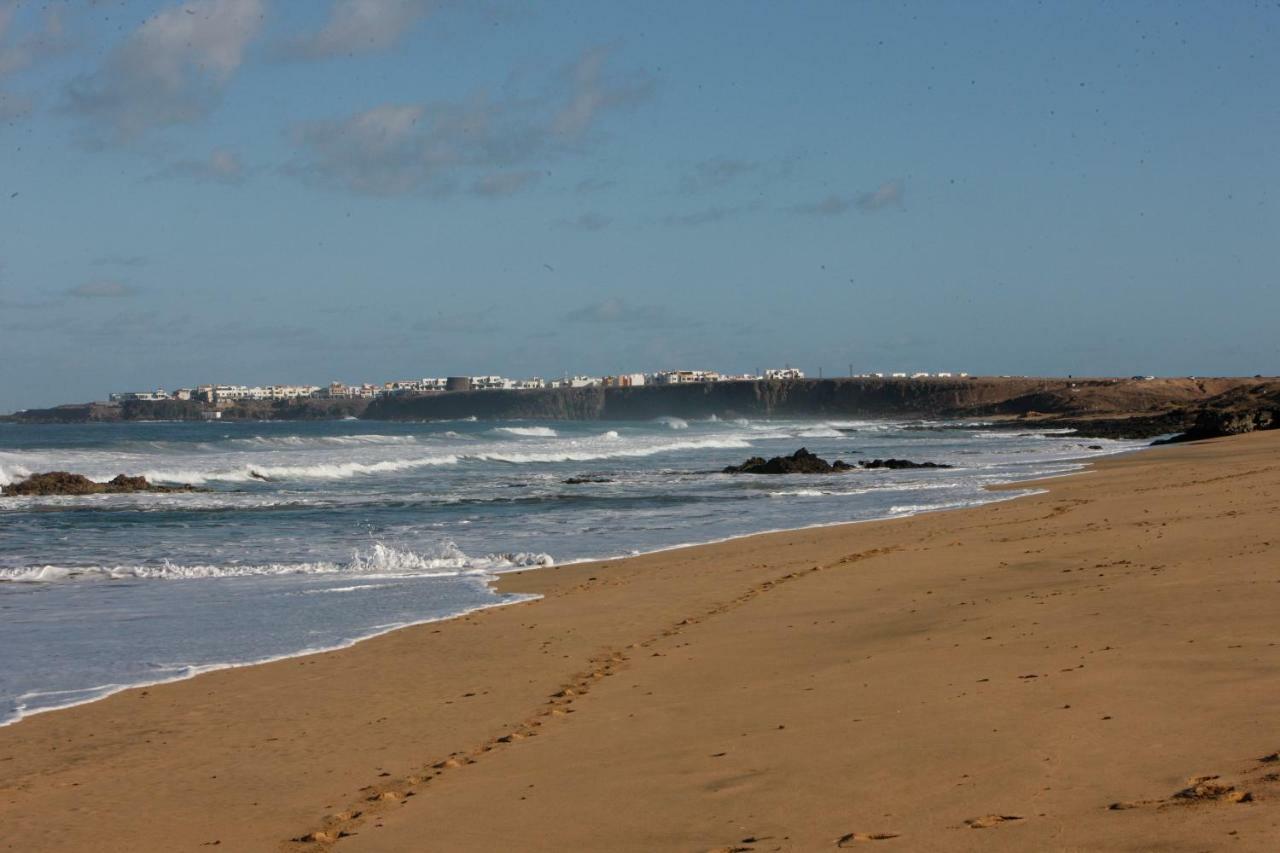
[211,385,252,402]
[109,389,171,403]
[764,368,805,380]
[265,384,320,400]
[471,375,510,390]
[651,370,717,385]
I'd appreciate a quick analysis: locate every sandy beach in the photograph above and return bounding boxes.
[2,430,1278,851]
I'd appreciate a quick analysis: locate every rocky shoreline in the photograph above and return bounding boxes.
[1,472,203,497]
[723,448,952,474]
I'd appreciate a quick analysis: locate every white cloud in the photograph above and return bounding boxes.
[858,180,903,211]
[551,46,651,138]
[794,181,905,217]
[153,146,246,183]
[0,2,71,122]
[286,47,651,197]
[281,0,433,60]
[64,0,266,144]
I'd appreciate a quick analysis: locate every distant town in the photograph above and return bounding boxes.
[108,367,973,406]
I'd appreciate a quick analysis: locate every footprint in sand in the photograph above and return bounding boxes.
[1108,773,1256,811]
[837,831,900,845]
[963,814,1023,829]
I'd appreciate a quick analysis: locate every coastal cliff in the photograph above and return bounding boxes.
[3,398,369,424]
[7,377,1277,443]
[361,376,1241,423]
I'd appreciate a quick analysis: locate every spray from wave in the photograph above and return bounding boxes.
[0,542,554,584]
[493,426,559,437]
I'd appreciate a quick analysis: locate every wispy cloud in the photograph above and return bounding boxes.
[0,1,70,120]
[793,194,851,216]
[679,157,757,193]
[661,206,737,227]
[412,308,504,335]
[563,297,690,328]
[794,180,904,217]
[857,179,903,212]
[472,169,540,197]
[279,0,433,60]
[64,0,266,144]
[284,46,652,196]
[68,280,138,299]
[151,147,246,184]
[558,212,611,231]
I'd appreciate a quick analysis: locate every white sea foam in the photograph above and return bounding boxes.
[493,426,559,437]
[796,426,844,438]
[226,434,421,448]
[0,542,554,584]
[463,436,750,465]
[140,454,463,484]
[654,416,688,429]
[0,461,32,487]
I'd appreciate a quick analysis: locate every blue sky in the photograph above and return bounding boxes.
[1,0,1277,411]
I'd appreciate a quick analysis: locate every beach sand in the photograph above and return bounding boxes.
[2,431,1278,851]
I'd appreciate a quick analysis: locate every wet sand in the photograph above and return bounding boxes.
[2,431,1278,851]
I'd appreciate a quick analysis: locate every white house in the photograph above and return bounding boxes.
[109,389,171,403]
[651,370,717,385]
[764,368,805,380]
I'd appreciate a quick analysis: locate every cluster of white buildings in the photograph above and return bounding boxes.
[106,367,818,406]
[849,371,970,379]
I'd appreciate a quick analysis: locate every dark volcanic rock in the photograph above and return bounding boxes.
[723,448,855,475]
[858,458,953,470]
[563,476,613,485]
[1154,405,1279,445]
[2,471,202,496]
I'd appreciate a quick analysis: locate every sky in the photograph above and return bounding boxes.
[0,0,1277,411]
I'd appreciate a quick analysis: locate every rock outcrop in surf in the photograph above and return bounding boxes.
[1,472,203,497]
[723,448,856,474]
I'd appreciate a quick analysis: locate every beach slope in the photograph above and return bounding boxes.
[1,432,1278,851]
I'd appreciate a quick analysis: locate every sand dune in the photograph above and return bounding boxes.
[1,432,1278,851]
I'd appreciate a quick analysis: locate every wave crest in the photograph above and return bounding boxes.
[493,426,558,437]
[0,542,554,584]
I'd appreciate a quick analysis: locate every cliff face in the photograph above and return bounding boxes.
[362,377,1238,423]
[5,397,370,423]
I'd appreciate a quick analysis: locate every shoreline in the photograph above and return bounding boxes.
[0,592,538,730]
[0,445,1123,730]
[3,432,1278,850]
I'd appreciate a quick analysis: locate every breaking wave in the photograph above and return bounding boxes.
[225,434,422,448]
[0,542,554,584]
[493,426,559,437]
[796,426,844,438]
[654,416,688,429]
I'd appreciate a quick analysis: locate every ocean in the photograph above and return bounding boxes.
[0,416,1144,725]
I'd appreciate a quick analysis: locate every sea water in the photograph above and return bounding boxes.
[0,416,1144,724]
